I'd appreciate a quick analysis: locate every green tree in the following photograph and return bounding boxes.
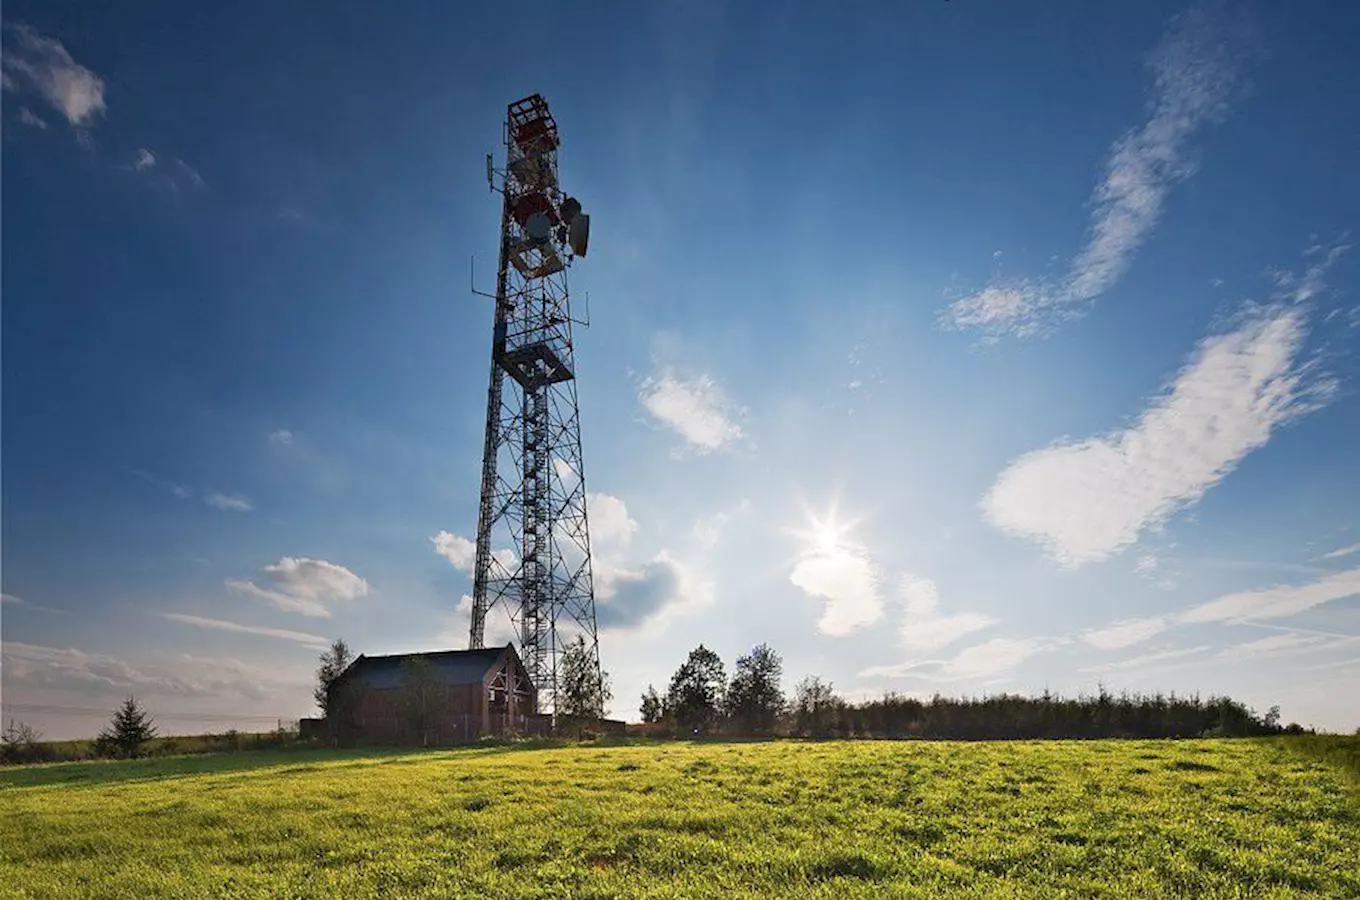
[665,644,726,734]
[95,696,157,758]
[725,643,785,736]
[793,676,839,738]
[0,719,46,764]
[315,638,364,745]
[639,684,664,724]
[400,655,448,747]
[314,638,354,716]
[559,634,611,719]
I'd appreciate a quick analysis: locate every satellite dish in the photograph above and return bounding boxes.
[560,196,582,225]
[526,212,552,245]
[568,212,589,257]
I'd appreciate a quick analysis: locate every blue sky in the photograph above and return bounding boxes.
[4,1,1359,739]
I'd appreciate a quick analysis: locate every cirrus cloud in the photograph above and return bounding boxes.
[1,23,107,128]
[943,5,1257,340]
[226,557,369,618]
[984,291,1338,567]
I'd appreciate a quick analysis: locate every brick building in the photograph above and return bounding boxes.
[327,644,539,745]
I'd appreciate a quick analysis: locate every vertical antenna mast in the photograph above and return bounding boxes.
[469,94,598,721]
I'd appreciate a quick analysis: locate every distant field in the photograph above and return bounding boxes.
[2,738,1357,899]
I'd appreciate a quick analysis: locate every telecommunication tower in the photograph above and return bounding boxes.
[468,94,600,717]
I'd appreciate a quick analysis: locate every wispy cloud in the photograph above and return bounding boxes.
[897,575,995,651]
[1081,644,1212,674]
[204,491,253,513]
[984,254,1341,567]
[17,106,47,129]
[638,370,745,455]
[1316,543,1360,561]
[943,5,1256,339]
[269,429,294,447]
[128,467,194,501]
[1081,616,1169,650]
[226,557,369,618]
[692,498,752,548]
[1178,566,1360,624]
[860,637,1048,682]
[0,593,67,615]
[1,23,107,128]
[1,642,290,702]
[158,613,330,648]
[133,148,156,171]
[1215,632,1355,663]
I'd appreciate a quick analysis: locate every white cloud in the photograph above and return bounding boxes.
[1,642,286,702]
[437,596,517,649]
[17,106,47,129]
[174,158,205,188]
[430,531,516,576]
[1,24,107,127]
[133,148,156,171]
[1317,543,1360,561]
[588,493,638,548]
[790,545,881,636]
[897,575,995,651]
[692,498,751,548]
[205,491,253,512]
[226,557,369,618]
[943,6,1254,339]
[860,636,1046,681]
[1215,633,1345,663]
[158,613,330,648]
[942,637,1045,679]
[595,551,709,631]
[1081,616,1168,650]
[1135,554,1159,576]
[638,370,744,454]
[0,592,66,615]
[1178,566,1360,624]
[128,467,193,501]
[269,429,294,446]
[1081,645,1212,674]
[431,531,476,572]
[984,301,1336,566]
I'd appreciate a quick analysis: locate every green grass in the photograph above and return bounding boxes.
[2,738,1357,898]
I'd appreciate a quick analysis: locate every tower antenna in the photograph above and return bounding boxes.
[468,94,600,725]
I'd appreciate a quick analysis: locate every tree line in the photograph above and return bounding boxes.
[638,643,1310,740]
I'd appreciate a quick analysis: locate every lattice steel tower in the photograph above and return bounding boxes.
[468,94,599,716]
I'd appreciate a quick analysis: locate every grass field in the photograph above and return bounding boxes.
[2,738,1357,899]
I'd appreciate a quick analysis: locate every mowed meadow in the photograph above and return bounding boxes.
[2,738,1357,899]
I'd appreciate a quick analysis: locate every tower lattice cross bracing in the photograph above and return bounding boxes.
[469,94,599,717]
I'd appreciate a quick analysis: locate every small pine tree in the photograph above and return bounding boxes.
[314,638,354,716]
[639,685,664,724]
[96,696,157,758]
[560,635,611,719]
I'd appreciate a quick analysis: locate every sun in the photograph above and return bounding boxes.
[788,503,861,557]
[808,514,847,554]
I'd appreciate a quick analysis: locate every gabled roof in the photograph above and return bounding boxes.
[335,645,517,691]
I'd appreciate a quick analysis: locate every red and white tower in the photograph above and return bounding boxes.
[468,94,600,717]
